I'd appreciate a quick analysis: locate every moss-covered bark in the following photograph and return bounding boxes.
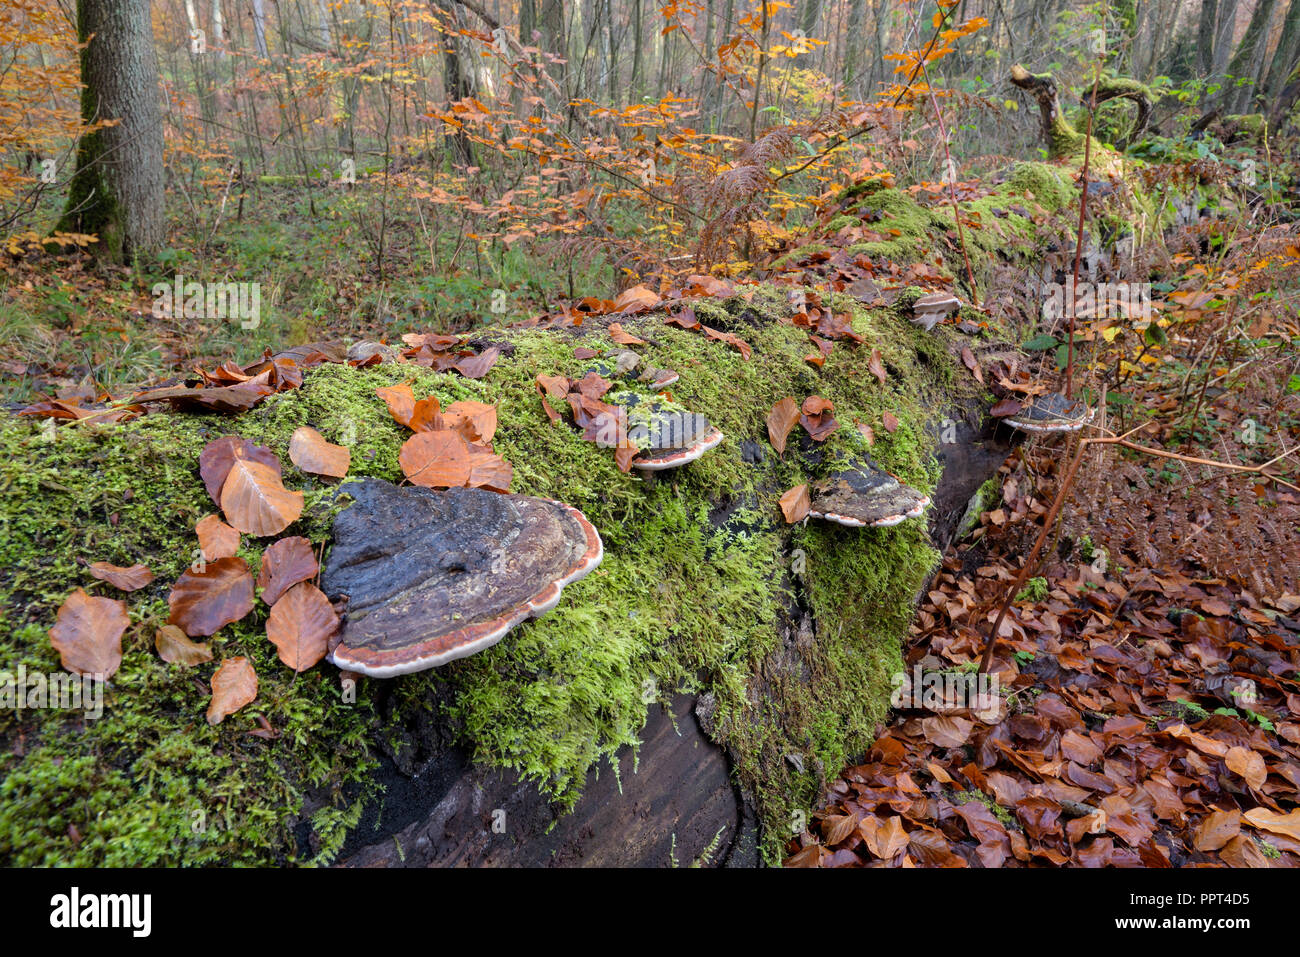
[0,284,986,865]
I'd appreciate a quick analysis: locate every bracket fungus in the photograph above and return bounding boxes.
[585,348,680,389]
[911,291,962,331]
[808,462,932,528]
[1002,392,1095,433]
[322,479,603,677]
[612,389,725,471]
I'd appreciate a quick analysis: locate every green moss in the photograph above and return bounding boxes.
[0,269,970,866]
[1006,161,1077,211]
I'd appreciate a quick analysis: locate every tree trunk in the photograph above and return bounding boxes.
[1263,0,1300,101]
[58,0,164,263]
[1225,0,1279,113]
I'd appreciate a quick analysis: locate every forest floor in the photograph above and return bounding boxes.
[5,142,1300,867]
[785,222,1300,866]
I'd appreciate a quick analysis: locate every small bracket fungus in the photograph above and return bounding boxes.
[911,292,962,331]
[612,389,725,471]
[808,462,931,528]
[586,349,680,389]
[1002,392,1095,433]
[322,479,603,677]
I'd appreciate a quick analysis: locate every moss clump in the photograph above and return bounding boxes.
[1006,162,1078,212]
[0,276,969,866]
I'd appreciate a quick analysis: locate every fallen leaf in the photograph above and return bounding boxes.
[989,398,1023,418]
[399,430,512,491]
[154,624,213,667]
[376,383,417,428]
[780,484,811,523]
[869,348,887,385]
[861,815,909,859]
[452,346,501,379]
[168,556,256,637]
[961,346,984,383]
[88,562,153,592]
[1225,746,1267,790]
[207,657,258,725]
[1192,809,1241,852]
[442,400,498,444]
[800,396,839,441]
[608,322,647,345]
[882,411,900,432]
[266,582,337,672]
[288,426,351,478]
[196,513,240,561]
[257,536,319,605]
[614,284,660,313]
[767,397,800,456]
[221,458,304,536]
[49,588,128,678]
[198,437,281,506]
[1242,808,1300,842]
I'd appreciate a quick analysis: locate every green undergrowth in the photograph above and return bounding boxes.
[0,281,967,865]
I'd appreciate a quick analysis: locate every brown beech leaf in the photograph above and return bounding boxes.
[257,536,319,605]
[1243,808,1300,842]
[196,513,240,561]
[881,410,900,433]
[220,458,304,536]
[288,426,351,479]
[266,582,338,672]
[989,397,1023,418]
[89,562,153,592]
[961,345,984,384]
[868,348,887,386]
[608,322,647,345]
[376,383,416,428]
[168,556,255,637]
[767,397,800,456]
[198,436,281,506]
[49,588,128,678]
[399,430,512,491]
[154,624,213,668]
[861,816,910,860]
[780,484,811,523]
[800,396,839,442]
[1225,746,1267,790]
[207,657,258,725]
[442,400,498,444]
[1193,809,1241,852]
[614,284,660,313]
[452,346,501,379]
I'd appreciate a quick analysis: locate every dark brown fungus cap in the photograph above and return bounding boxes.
[809,462,931,528]
[322,479,603,677]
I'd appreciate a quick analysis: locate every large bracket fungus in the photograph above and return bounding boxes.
[612,389,726,471]
[322,479,603,677]
[808,461,932,528]
[1003,392,1095,433]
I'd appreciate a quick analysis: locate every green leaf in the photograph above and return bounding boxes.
[1143,323,1168,347]
[1022,333,1059,350]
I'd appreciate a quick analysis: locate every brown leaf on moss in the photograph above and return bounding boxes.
[196,513,240,561]
[49,588,128,678]
[220,458,304,536]
[868,348,888,386]
[780,484,811,523]
[89,562,154,592]
[198,436,282,506]
[452,346,501,379]
[442,400,498,445]
[399,430,512,492]
[767,397,800,456]
[154,624,213,668]
[257,536,319,605]
[881,411,900,433]
[800,396,839,442]
[207,657,258,725]
[266,582,338,672]
[376,383,416,428]
[608,322,647,345]
[168,556,256,637]
[288,426,351,479]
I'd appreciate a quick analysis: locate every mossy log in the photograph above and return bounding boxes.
[1,159,1096,867]
[1010,65,1152,160]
